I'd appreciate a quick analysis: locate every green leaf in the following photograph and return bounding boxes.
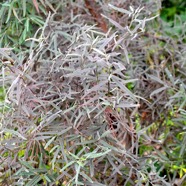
[23,0,26,17]
[6,2,12,23]
[19,159,35,170]
[83,149,111,159]
[26,175,42,186]
[44,136,56,149]
[60,161,75,173]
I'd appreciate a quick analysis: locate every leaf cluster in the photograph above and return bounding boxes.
[0,0,186,185]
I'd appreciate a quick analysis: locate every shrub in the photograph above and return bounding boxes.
[0,0,186,185]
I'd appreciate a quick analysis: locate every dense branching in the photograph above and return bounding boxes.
[0,0,186,185]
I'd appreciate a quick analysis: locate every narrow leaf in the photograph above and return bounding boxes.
[44,136,56,149]
[150,86,168,98]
